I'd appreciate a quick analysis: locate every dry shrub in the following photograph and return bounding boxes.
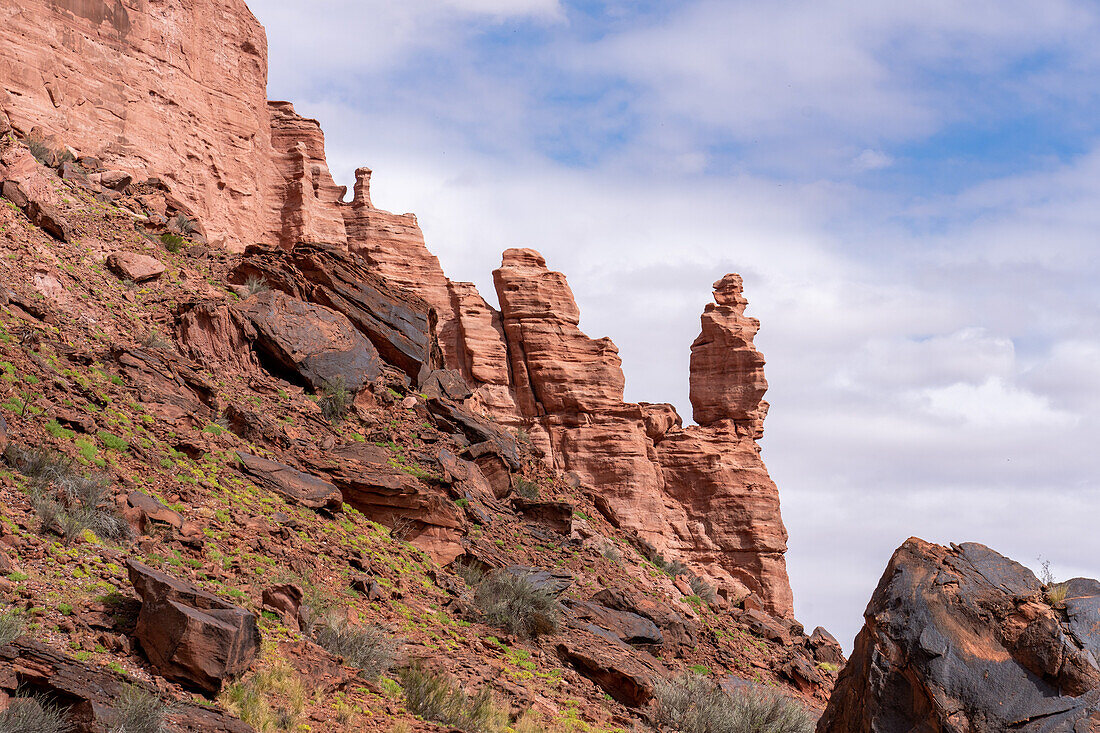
[473,571,559,639]
[655,674,813,733]
[312,615,394,678]
[399,665,507,733]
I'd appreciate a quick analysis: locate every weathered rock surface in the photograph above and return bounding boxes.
[230,243,437,380]
[0,638,254,732]
[106,251,165,282]
[0,0,278,249]
[268,101,347,248]
[491,250,793,617]
[237,452,343,510]
[818,538,1100,733]
[127,559,260,692]
[233,290,382,391]
[556,629,664,708]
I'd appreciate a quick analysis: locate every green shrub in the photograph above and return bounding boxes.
[512,477,540,500]
[312,616,394,679]
[0,693,74,733]
[655,674,813,733]
[0,608,24,645]
[688,575,717,604]
[159,232,185,253]
[473,571,559,639]
[98,430,128,452]
[319,377,351,423]
[399,665,505,733]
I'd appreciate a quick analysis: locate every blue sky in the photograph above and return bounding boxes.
[249,0,1100,649]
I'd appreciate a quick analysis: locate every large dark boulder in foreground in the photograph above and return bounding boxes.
[127,560,261,693]
[818,538,1100,733]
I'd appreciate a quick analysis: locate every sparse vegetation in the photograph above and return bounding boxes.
[26,137,57,167]
[1040,558,1070,605]
[638,539,687,577]
[171,213,196,235]
[1047,583,1069,605]
[688,575,717,604]
[0,692,74,733]
[473,570,559,639]
[244,274,270,296]
[312,615,394,678]
[4,444,133,545]
[0,608,25,645]
[141,329,173,350]
[399,664,506,733]
[513,476,540,500]
[319,377,351,422]
[159,232,186,253]
[110,684,169,733]
[655,674,814,733]
[218,659,308,733]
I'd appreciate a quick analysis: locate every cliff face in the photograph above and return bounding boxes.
[0,0,794,618]
[0,0,278,249]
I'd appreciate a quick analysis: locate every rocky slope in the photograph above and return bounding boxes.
[0,0,829,728]
[0,127,839,729]
[820,538,1100,733]
[0,0,797,620]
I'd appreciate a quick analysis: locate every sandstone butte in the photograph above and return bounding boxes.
[0,0,792,616]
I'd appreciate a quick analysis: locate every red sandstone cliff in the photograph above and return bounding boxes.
[0,0,795,618]
[0,0,278,249]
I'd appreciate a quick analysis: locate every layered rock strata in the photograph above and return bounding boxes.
[489,249,793,616]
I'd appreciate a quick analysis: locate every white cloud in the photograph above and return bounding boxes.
[443,0,563,19]
[853,149,893,171]
[915,377,1078,429]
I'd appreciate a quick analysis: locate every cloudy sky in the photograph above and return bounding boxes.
[248,0,1100,649]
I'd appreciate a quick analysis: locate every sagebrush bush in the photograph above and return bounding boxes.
[0,693,74,733]
[244,274,270,296]
[0,608,24,645]
[688,575,717,604]
[655,674,813,733]
[399,665,506,733]
[512,477,540,500]
[312,615,394,678]
[319,377,351,422]
[110,684,168,733]
[159,232,185,252]
[7,444,132,545]
[473,571,559,639]
[172,213,196,235]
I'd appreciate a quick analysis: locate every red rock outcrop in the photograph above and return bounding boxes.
[0,0,278,249]
[0,0,796,623]
[268,101,348,248]
[491,249,794,617]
